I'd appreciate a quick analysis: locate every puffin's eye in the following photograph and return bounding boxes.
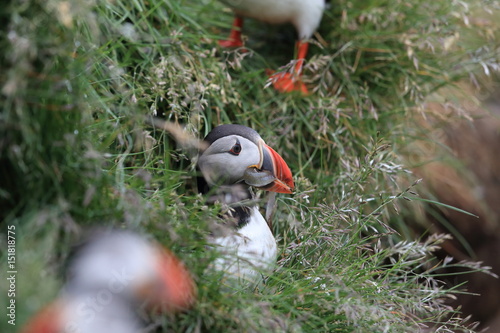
[229,141,242,156]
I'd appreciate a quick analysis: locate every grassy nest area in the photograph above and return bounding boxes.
[1,0,500,332]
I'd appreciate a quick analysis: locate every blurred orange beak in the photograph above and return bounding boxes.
[21,301,61,333]
[152,247,196,312]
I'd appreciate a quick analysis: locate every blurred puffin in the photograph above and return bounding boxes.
[217,0,326,94]
[22,229,196,333]
[197,124,294,284]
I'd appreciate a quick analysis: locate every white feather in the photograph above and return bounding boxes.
[56,294,143,333]
[66,231,159,296]
[220,0,326,39]
[210,206,277,284]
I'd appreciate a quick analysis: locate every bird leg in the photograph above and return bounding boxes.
[219,16,244,48]
[269,41,309,95]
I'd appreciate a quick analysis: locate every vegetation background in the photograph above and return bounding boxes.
[1,0,500,332]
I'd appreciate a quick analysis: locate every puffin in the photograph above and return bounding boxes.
[217,0,326,94]
[22,229,196,333]
[197,124,294,284]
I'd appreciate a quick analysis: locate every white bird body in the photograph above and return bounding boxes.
[219,0,325,39]
[210,206,278,283]
[197,124,294,285]
[217,1,326,93]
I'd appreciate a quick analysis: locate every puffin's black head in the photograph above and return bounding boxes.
[197,124,294,193]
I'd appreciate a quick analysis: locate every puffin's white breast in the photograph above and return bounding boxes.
[211,206,277,284]
[59,293,143,333]
[220,0,325,39]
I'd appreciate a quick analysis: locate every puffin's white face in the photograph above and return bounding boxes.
[21,230,196,333]
[66,230,196,312]
[197,124,294,194]
[198,135,262,186]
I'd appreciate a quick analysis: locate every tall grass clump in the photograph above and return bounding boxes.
[1,0,499,332]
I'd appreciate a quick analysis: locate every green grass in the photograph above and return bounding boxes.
[1,0,499,332]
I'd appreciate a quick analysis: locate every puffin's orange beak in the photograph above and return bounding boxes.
[21,301,62,333]
[153,249,196,312]
[134,244,196,313]
[260,143,294,194]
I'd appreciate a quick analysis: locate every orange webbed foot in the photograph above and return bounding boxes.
[267,71,309,95]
